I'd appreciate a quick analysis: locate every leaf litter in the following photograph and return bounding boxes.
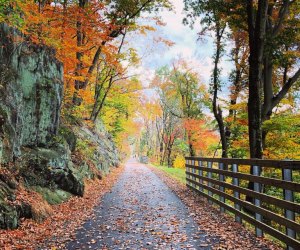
[66,160,213,249]
[148,165,283,250]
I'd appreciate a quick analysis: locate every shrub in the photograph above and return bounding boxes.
[173,155,185,169]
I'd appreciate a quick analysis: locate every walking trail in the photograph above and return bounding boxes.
[66,159,215,250]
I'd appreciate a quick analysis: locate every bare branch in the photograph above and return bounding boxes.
[271,67,300,109]
[272,0,293,36]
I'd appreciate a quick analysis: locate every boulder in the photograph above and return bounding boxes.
[20,145,84,196]
[0,180,18,229]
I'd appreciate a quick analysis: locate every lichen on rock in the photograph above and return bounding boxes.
[0,23,63,161]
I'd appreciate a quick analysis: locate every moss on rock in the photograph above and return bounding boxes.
[33,186,72,205]
[0,180,18,229]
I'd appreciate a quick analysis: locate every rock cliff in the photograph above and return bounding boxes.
[0,24,119,229]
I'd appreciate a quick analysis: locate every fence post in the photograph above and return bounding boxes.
[219,162,225,212]
[192,159,196,189]
[232,163,241,223]
[253,165,263,237]
[282,168,295,250]
[207,161,213,204]
[199,160,203,192]
[186,158,189,187]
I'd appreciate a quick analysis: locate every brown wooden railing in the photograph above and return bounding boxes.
[185,157,300,249]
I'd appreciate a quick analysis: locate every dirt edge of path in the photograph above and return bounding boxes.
[0,165,125,250]
[147,164,283,250]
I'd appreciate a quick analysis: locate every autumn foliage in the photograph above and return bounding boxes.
[183,119,218,155]
[0,0,174,158]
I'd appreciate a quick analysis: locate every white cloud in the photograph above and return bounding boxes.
[126,0,234,98]
[129,65,155,87]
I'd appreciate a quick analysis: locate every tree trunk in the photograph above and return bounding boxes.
[212,24,228,159]
[229,34,242,120]
[247,0,268,159]
[187,133,195,157]
[73,0,87,105]
[159,141,164,165]
[90,75,114,122]
[246,0,268,207]
[167,145,172,168]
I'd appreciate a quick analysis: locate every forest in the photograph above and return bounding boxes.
[1,0,298,165]
[0,0,299,249]
[138,0,300,167]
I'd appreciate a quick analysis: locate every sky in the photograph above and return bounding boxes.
[127,0,234,97]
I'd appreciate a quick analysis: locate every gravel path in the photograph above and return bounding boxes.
[66,159,216,249]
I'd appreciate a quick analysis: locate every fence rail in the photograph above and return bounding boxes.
[185,157,300,249]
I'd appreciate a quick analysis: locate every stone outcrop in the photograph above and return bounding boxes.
[0,24,119,229]
[74,121,119,174]
[0,24,63,162]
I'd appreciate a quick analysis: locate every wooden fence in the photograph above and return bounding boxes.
[185,157,300,249]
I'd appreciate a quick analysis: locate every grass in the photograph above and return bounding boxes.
[151,164,186,184]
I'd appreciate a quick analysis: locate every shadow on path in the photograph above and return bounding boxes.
[66,159,216,249]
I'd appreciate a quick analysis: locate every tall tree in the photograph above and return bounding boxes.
[184,0,230,158]
[73,0,171,103]
[246,0,300,158]
[247,0,269,159]
[261,0,300,147]
[152,62,208,157]
[170,61,208,156]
